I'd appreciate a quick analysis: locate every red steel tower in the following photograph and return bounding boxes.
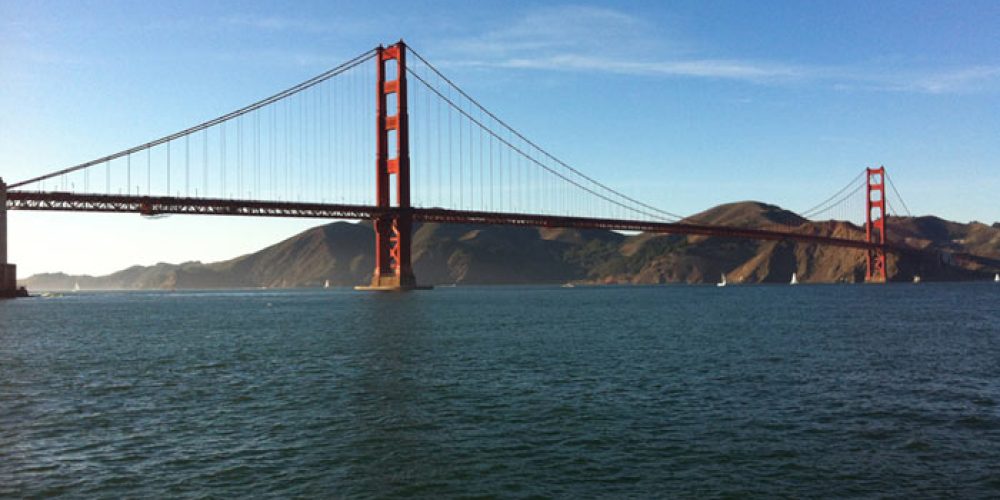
[865,166,887,283]
[356,42,425,291]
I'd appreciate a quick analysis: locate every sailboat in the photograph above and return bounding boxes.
[790,273,799,285]
[716,273,727,287]
[994,273,999,283]
[323,279,331,289]
[73,282,81,292]
[913,275,922,284]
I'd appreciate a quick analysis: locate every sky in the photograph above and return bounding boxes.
[2,0,999,276]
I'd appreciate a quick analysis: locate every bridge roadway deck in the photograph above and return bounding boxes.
[6,191,888,252]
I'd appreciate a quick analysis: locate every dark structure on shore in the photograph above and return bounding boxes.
[1,179,28,298]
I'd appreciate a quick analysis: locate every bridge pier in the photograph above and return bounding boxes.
[1,179,28,298]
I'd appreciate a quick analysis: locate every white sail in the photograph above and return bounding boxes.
[717,273,727,287]
[73,282,81,292]
[995,273,999,283]
[324,279,331,289]
[790,273,799,285]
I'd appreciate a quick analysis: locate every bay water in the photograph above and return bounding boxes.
[2,284,999,497]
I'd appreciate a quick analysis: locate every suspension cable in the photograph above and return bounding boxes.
[802,180,866,219]
[408,46,684,221]
[11,49,377,189]
[885,170,913,217]
[799,169,865,219]
[407,68,673,221]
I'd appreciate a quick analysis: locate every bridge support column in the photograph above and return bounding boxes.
[1,179,26,298]
[356,41,427,291]
[865,166,887,283]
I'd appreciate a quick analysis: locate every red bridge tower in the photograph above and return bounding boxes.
[356,42,427,291]
[865,166,887,283]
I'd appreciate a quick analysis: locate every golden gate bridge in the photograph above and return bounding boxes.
[0,41,912,295]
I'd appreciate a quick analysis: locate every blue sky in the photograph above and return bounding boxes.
[2,0,999,276]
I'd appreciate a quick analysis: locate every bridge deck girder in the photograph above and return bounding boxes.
[5,191,889,252]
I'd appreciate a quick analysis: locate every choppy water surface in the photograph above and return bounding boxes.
[2,284,1000,498]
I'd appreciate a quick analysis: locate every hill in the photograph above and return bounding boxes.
[20,202,1000,290]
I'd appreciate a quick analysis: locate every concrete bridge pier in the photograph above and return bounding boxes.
[1,178,27,298]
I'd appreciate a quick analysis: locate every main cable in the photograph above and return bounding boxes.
[407,68,673,222]
[407,46,683,221]
[885,171,913,217]
[12,49,377,189]
[802,179,866,219]
[799,169,866,219]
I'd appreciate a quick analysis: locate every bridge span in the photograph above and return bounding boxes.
[2,41,905,295]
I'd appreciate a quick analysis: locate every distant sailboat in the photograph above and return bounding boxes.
[995,273,999,283]
[913,275,921,284]
[73,282,81,292]
[790,273,799,285]
[717,273,727,287]
[323,279,330,289]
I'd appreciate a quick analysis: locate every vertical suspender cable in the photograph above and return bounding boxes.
[203,128,208,198]
[489,122,494,211]
[479,107,484,211]
[437,77,442,208]
[221,124,226,197]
